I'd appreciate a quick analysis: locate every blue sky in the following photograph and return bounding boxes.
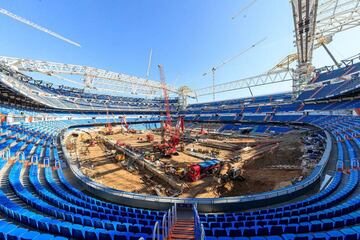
[1,0,360,103]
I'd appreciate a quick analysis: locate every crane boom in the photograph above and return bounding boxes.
[202,37,267,100]
[203,37,267,77]
[146,49,153,81]
[232,0,258,20]
[158,64,171,127]
[0,8,81,47]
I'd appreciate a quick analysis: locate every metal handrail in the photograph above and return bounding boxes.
[19,152,25,161]
[193,204,202,240]
[4,148,10,160]
[174,203,177,225]
[44,157,50,167]
[31,155,38,164]
[152,221,160,240]
[200,224,205,240]
[171,205,175,227]
[168,209,171,237]
[162,212,168,239]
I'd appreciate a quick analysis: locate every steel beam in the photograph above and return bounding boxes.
[194,69,295,97]
[316,0,360,39]
[0,56,178,96]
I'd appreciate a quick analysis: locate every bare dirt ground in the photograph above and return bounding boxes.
[66,126,306,198]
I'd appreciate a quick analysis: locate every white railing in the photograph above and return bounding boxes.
[54,158,61,168]
[43,157,50,167]
[152,204,177,240]
[152,221,160,240]
[1,148,11,160]
[19,152,25,161]
[162,212,168,239]
[31,155,38,164]
[193,204,204,240]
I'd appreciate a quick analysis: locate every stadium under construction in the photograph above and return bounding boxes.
[0,1,360,239]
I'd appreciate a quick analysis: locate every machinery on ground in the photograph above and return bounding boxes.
[146,133,154,142]
[104,123,113,135]
[220,167,246,183]
[153,133,180,157]
[120,116,129,130]
[187,159,221,182]
[152,65,184,157]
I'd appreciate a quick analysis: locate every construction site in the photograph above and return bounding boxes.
[64,120,324,198]
[63,64,325,199]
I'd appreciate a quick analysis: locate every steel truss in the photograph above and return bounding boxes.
[194,69,295,97]
[291,0,319,69]
[0,56,178,97]
[316,0,360,39]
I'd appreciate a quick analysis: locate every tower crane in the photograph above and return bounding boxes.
[0,8,80,47]
[231,0,258,20]
[202,37,267,100]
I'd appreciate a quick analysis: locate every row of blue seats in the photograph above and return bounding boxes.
[54,154,163,217]
[44,167,160,223]
[200,171,342,222]
[8,162,155,238]
[0,121,165,240]
[200,128,343,221]
[205,225,360,240]
[201,122,358,238]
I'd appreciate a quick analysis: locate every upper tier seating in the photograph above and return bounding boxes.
[0,65,180,112]
[313,62,360,84]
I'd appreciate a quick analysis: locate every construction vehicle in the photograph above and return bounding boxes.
[120,116,129,130]
[115,153,125,161]
[116,140,126,147]
[104,123,113,135]
[199,126,208,135]
[154,116,184,156]
[152,65,184,157]
[146,133,154,142]
[187,159,221,182]
[153,134,180,157]
[220,167,246,183]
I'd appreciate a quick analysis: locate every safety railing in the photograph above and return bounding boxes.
[31,155,38,164]
[193,204,204,240]
[152,221,160,240]
[1,148,11,161]
[43,157,50,167]
[152,204,177,240]
[54,158,61,168]
[19,152,25,161]
[162,212,168,239]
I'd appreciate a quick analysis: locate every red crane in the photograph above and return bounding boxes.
[153,64,183,156]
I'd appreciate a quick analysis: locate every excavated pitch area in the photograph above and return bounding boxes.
[66,127,307,198]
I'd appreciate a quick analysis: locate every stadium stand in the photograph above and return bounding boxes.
[0,64,180,112]
[0,54,360,240]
